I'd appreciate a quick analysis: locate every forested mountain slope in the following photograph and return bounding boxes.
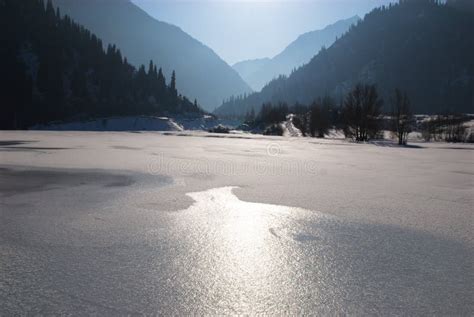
[217,0,474,117]
[52,0,252,111]
[0,0,200,129]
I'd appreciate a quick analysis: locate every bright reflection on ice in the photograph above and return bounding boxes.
[167,187,473,314]
[177,186,321,312]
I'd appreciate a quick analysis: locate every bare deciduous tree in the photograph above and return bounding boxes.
[342,83,383,141]
[391,89,414,145]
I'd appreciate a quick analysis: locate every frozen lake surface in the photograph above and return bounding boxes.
[0,131,473,315]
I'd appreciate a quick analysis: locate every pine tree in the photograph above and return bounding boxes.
[148,60,154,76]
[170,70,177,97]
[157,68,165,87]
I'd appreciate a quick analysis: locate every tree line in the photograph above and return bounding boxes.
[244,83,472,144]
[0,0,201,129]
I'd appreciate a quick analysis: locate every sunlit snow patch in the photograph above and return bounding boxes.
[179,186,324,245]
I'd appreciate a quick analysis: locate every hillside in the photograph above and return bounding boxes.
[0,0,200,129]
[217,1,474,117]
[52,0,251,111]
[232,16,359,91]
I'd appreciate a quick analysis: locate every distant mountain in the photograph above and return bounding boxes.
[52,0,251,111]
[232,16,360,91]
[232,58,271,87]
[0,0,200,129]
[217,1,474,117]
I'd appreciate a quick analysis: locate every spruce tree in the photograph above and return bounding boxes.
[170,71,177,97]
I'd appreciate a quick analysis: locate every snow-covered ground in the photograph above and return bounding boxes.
[0,131,473,314]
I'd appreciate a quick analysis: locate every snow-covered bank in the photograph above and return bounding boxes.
[283,114,303,137]
[30,114,474,144]
[31,115,242,132]
[31,116,184,131]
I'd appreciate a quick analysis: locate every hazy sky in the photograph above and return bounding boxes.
[132,0,396,65]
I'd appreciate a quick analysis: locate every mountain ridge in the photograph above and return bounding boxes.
[232,16,360,91]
